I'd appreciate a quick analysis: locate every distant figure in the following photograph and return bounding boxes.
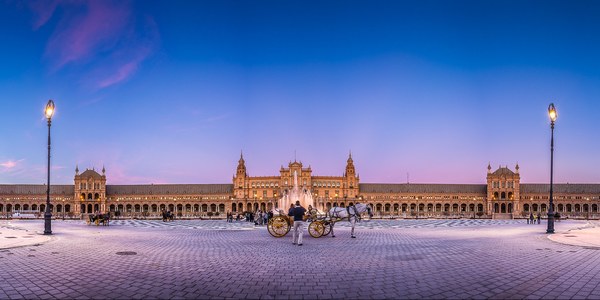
[529,213,534,225]
[289,201,306,246]
[537,213,541,224]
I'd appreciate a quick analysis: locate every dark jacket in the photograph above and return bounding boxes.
[289,206,306,221]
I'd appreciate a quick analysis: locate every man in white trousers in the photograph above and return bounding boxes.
[289,200,307,246]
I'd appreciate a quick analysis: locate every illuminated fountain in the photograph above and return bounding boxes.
[275,170,313,214]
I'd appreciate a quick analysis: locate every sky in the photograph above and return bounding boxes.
[1,0,599,185]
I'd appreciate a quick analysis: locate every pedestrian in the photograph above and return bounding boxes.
[537,213,541,224]
[529,212,534,225]
[289,200,306,246]
[527,214,530,224]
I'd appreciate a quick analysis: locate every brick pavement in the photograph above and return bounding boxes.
[0,219,599,299]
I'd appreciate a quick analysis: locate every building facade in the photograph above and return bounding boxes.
[1,154,599,219]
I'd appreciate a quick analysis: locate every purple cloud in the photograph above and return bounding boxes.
[31,1,159,90]
[28,0,59,29]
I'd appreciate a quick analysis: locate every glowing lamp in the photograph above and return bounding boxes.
[548,103,557,122]
[45,100,55,120]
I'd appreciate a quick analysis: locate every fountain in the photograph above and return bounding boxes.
[274,170,313,214]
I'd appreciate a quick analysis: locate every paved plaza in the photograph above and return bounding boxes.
[1,219,600,299]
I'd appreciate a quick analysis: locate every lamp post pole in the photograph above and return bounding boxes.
[44,100,55,235]
[547,103,557,234]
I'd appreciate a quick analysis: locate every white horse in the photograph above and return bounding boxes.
[327,203,373,238]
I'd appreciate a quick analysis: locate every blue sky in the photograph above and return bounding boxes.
[1,0,599,184]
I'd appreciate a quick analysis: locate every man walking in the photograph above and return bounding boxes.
[289,200,306,246]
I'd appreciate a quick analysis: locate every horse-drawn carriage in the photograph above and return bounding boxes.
[267,203,372,238]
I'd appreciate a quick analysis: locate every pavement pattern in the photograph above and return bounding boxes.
[1,219,600,299]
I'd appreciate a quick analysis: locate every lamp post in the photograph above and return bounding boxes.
[44,100,55,235]
[547,103,557,234]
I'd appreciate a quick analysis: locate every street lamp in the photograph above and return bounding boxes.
[547,103,557,234]
[44,100,55,235]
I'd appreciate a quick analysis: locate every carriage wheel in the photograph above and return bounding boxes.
[308,221,325,238]
[322,221,332,236]
[268,216,290,237]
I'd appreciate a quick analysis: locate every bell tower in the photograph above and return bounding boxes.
[233,152,248,199]
[343,151,359,198]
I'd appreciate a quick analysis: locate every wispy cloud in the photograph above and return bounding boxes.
[28,0,160,91]
[0,159,24,170]
[28,0,59,30]
[204,114,230,123]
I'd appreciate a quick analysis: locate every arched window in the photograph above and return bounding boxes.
[524,204,530,212]
[501,192,506,200]
[493,192,499,199]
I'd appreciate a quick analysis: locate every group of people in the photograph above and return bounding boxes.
[225,210,273,224]
[161,209,174,222]
[527,212,541,224]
